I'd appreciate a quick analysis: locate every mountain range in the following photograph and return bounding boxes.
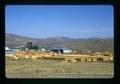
[5,33,114,52]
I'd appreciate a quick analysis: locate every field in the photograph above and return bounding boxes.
[6,57,114,78]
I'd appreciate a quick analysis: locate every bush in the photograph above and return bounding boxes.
[31,45,39,49]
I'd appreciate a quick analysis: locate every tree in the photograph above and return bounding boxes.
[31,45,39,49]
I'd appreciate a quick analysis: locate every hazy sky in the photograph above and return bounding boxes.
[5,5,113,38]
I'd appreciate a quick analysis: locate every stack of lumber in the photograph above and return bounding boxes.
[63,58,77,62]
[94,52,104,56]
[6,50,56,60]
[92,58,97,62]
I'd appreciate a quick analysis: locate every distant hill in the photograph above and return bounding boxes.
[5,33,114,52]
[5,33,73,48]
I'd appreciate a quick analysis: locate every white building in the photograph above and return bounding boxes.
[62,48,72,53]
[5,47,10,50]
[41,48,47,51]
[5,47,15,54]
[63,49,72,53]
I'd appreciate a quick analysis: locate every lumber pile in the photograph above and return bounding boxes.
[92,58,97,62]
[103,56,110,61]
[109,56,114,61]
[5,50,114,62]
[62,58,77,63]
[6,50,56,60]
[80,58,86,62]
[86,58,92,62]
[103,51,112,56]
[94,52,104,56]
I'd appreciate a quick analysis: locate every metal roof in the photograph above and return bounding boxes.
[50,47,72,50]
[14,45,25,48]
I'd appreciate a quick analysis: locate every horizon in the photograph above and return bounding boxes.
[5,5,113,38]
[6,33,113,39]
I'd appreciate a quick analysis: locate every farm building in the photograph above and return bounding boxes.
[14,45,27,50]
[5,46,15,54]
[5,47,10,50]
[62,48,72,53]
[50,48,72,54]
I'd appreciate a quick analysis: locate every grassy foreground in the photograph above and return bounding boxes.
[6,58,114,78]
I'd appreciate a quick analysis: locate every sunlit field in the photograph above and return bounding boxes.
[6,57,114,78]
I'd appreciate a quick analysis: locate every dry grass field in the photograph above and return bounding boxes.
[5,57,114,78]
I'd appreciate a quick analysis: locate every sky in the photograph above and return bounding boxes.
[5,5,113,38]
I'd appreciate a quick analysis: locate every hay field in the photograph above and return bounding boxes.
[6,58,114,78]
